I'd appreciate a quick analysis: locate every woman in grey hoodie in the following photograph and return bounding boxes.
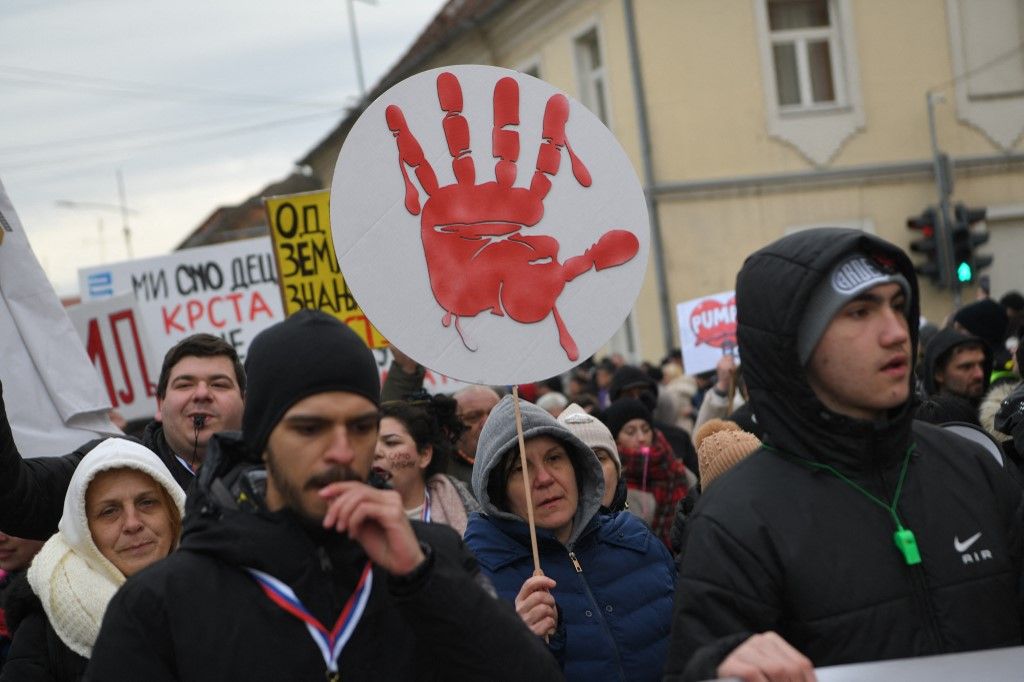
[463,395,675,682]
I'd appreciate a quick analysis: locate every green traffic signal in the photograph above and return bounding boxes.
[957,261,972,283]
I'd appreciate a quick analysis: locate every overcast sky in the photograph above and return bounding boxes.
[1,0,447,296]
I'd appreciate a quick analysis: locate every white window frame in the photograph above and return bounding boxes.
[753,0,864,165]
[571,21,613,127]
[767,1,847,112]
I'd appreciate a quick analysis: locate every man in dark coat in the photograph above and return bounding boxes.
[88,310,562,681]
[664,228,1024,681]
[0,333,245,539]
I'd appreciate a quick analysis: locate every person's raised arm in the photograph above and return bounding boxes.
[0,379,85,539]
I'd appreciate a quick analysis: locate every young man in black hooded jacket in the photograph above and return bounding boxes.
[664,228,1024,681]
[88,311,562,681]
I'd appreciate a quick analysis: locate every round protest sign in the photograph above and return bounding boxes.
[331,64,649,385]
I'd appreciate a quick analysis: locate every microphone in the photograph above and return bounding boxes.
[193,414,206,430]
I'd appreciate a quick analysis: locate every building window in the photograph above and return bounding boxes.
[767,0,844,110]
[518,58,541,80]
[574,27,609,123]
[753,0,863,165]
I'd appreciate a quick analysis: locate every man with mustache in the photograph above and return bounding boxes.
[664,229,1024,681]
[88,310,562,681]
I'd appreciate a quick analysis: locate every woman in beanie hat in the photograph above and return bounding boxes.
[556,402,625,510]
[602,398,689,547]
[464,396,676,682]
[374,396,480,536]
[2,438,185,681]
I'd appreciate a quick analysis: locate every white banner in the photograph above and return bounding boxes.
[78,237,283,363]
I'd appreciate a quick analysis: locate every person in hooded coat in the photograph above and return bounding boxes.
[663,228,1024,682]
[1,438,185,682]
[464,395,675,682]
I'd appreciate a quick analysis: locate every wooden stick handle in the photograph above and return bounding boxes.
[512,386,543,576]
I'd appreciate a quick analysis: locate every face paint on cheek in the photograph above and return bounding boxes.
[386,450,419,470]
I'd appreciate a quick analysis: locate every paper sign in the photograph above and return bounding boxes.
[66,295,159,422]
[676,291,739,376]
[264,190,386,349]
[331,65,650,385]
[78,237,282,363]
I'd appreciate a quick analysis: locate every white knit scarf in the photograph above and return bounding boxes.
[27,532,125,658]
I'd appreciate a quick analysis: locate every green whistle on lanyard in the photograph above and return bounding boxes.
[893,528,921,565]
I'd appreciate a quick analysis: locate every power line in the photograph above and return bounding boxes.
[0,105,341,156]
[3,109,340,172]
[0,63,345,109]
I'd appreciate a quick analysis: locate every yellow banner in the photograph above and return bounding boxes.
[264,190,386,349]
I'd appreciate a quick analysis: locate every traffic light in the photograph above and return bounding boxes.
[951,203,990,284]
[907,207,944,286]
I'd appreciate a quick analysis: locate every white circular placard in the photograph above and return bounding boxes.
[331,65,649,385]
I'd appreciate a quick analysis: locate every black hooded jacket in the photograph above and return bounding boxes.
[87,433,563,681]
[664,229,1024,680]
[921,327,991,398]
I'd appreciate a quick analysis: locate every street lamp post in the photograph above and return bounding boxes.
[346,0,377,98]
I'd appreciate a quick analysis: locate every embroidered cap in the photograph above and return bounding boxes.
[797,253,910,365]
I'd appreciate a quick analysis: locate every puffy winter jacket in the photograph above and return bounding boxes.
[664,228,1024,681]
[465,396,675,681]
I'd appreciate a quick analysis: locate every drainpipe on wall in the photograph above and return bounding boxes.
[623,0,674,356]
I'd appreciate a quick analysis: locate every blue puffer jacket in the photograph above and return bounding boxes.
[465,396,676,682]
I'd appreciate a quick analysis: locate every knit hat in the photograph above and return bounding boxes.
[601,398,653,440]
[242,310,381,459]
[557,403,620,472]
[797,253,911,365]
[609,365,657,402]
[694,418,761,488]
[953,299,1008,351]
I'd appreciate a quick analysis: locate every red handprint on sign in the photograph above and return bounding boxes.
[384,71,639,362]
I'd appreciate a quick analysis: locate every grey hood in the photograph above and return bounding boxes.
[471,395,604,546]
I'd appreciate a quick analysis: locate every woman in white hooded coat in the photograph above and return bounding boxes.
[0,438,185,681]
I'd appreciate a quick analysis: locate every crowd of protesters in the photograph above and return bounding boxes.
[1,227,1024,680]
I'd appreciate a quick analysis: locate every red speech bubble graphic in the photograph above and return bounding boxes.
[689,296,737,351]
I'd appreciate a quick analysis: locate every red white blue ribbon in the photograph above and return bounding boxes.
[245,561,373,675]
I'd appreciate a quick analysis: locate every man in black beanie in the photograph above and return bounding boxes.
[89,310,562,681]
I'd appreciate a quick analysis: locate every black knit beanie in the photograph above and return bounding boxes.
[242,310,381,459]
[953,299,1008,351]
[601,398,653,440]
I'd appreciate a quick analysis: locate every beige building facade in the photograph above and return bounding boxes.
[303,0,1024,365]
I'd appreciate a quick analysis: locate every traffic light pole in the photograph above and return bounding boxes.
[927,92,960,306]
